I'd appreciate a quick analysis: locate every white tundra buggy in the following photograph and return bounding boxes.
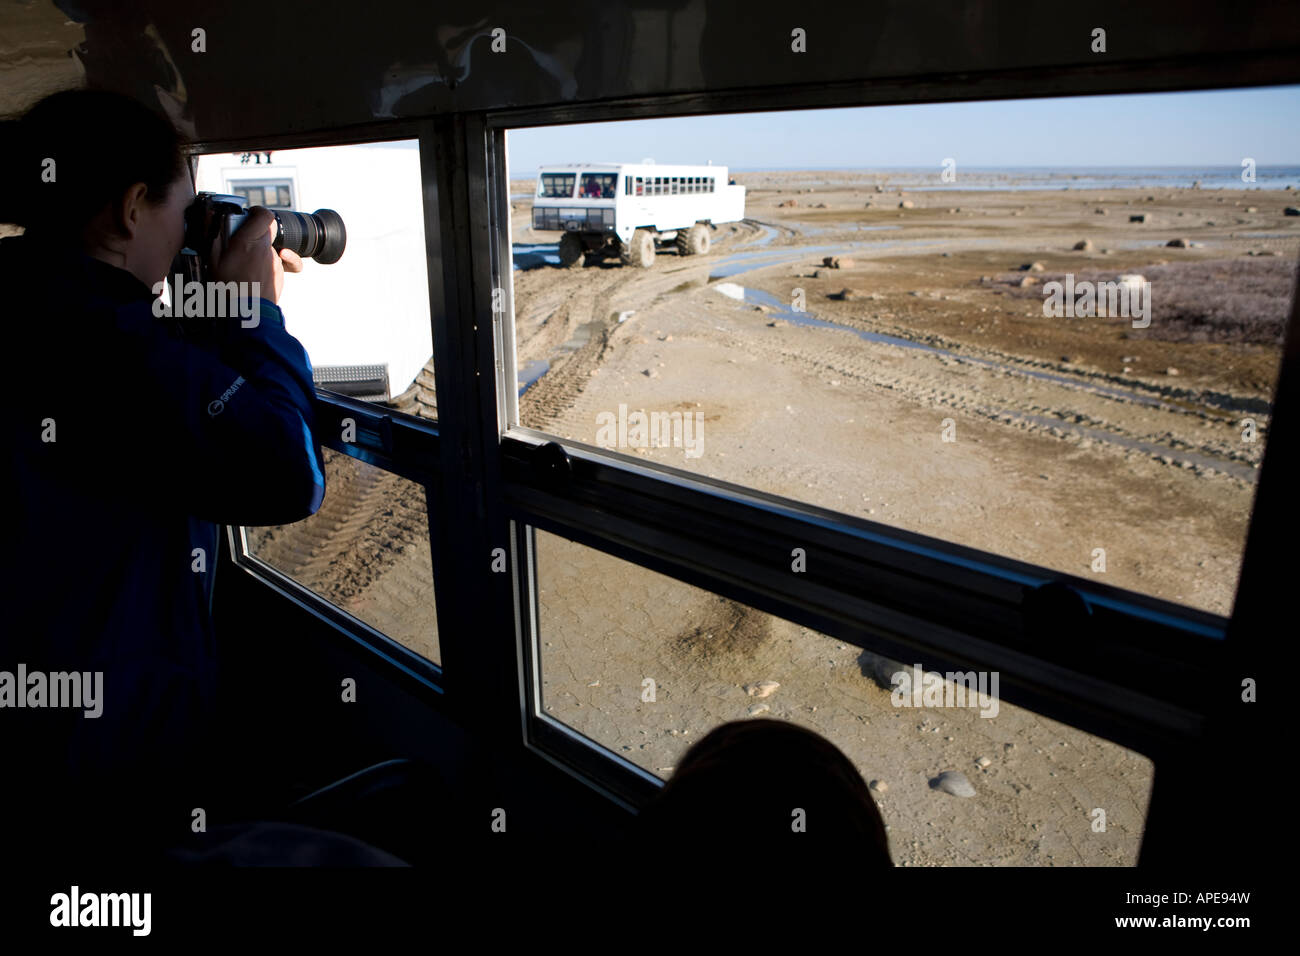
[531,162,746,267]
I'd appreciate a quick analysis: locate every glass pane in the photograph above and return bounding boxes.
[246,448,439,664]
[578,173,615,198]
[539,173,576,198]
[197,140,434,413]
[506,89,1300,615]
[534,529,1152,865]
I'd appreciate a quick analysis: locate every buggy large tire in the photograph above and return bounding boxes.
[621,229,655,268]
[558,232,585,268]
[676,222,711,256]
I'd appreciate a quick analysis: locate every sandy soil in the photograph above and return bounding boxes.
[510,173,1295,616]
[252,170,1296,865]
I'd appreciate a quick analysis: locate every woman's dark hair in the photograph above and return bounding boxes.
[635,719,893,863]
[0,88,187,236]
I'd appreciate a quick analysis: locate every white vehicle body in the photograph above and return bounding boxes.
[195,142,431,402]
[532,162,745,247]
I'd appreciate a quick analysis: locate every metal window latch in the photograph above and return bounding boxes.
[531,441,572,492]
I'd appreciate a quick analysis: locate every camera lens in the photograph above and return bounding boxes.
[273,208,346,264]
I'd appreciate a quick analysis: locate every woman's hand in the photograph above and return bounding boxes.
[211,206,303,304]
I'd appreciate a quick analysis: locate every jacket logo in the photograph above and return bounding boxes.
[208,376,245,416]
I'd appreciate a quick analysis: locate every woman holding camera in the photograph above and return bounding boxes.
[1,88,326,863]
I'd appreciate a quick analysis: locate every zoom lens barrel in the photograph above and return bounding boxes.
[273,208,347,264]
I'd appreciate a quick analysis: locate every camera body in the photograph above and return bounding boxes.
[172,192,347,287]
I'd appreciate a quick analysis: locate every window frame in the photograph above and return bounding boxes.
[203,121,449,699]
[198,72,1294,861]
[479,90,1286,845]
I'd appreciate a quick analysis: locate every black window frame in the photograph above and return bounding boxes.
[206,70,1293,860]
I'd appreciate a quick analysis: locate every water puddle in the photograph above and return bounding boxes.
[795,224,903,237]
[745,223,779,247]
[557,319,604,355]
[517,318,605,396]
[708,237,958,279]
[517,359,550,396]
[513,243,560,270]
[715,283,943,353]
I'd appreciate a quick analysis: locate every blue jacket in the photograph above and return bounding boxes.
[2,233,325,832]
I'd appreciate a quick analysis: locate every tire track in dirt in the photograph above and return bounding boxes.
[512,217,793,433]
[247,454,429,609]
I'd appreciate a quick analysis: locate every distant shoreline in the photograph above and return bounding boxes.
[728,166,1300,191]
[510,166,1300,192]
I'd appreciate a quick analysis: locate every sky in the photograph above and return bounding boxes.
[506,86,1300,175]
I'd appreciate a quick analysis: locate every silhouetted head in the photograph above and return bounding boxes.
[635,719,892,863]
[0,88,191,286]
